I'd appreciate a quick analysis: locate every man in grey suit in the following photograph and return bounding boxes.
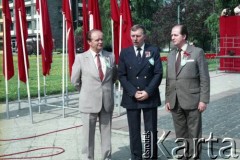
[165,25,210,159]
[71,29,117,160]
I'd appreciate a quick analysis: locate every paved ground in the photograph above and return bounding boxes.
[0,71,240,160]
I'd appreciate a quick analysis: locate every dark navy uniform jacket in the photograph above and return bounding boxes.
[118,44,163,109]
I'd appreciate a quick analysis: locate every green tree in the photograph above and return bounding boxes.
[98,0,163,49]
[75,27,84,53]
[99,0,112,50]
[150,0,214,51]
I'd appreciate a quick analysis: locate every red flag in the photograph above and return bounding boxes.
[36,0,53,76]
[110,0,120,64]
[15,0,29,83]
[120,0,133,49]
[88,0,102,30]
[2,0,14,80]
[62,0,75,77]
[82,0,89,51]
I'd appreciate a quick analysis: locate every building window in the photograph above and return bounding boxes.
[59,21,62,28]
[0,11,2,19]
[11,23,14,31]
[0,24,3,32]
[10,9,14,17]
[32,20,36,30]
[78,8,83,17]
[26,6,31,16]
[27,21,32,29]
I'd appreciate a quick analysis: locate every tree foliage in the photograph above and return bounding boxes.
[150,0,215,51]
[84,0,240,52]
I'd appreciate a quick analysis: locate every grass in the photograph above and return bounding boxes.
[0,53,217,102]
[0,54,75,102]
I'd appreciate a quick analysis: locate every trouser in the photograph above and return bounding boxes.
[81,107,112,160]
[171,98,202,160]
[127,108,158,160]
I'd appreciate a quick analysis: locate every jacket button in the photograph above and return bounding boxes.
[136,76,139,79]
[137,87,140,89]
[144,76,147,79]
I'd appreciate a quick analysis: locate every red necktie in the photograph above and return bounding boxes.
[96,53,104,81]
[175,49,182,74]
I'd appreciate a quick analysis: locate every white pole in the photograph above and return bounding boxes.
[18,72,21,109]
[3,14,9,119]
[118,14,123,92]
[36,14,41,113]
[89,14,93,30]
[119,15,122,56]
[38,1,47,105]
[62,14,66,117]
[19,10,33,123]
[111,19,114,56]
[43,76,46,104]
[65,27,68,106]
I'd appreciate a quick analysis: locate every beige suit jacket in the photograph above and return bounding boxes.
[71,50,117,113]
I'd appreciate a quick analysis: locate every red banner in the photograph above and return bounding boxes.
[62,0,76,76]
[120,0,133,49]
[111,0,120,64]
[88,0,102,30]
[15,0,29,83]
[36,0,53,76]
[82,0,89,51]
[2,0,14,80]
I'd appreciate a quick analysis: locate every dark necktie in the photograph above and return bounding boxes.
[175,49,182,74]
[96,53,104,81]
[137,47,142,64]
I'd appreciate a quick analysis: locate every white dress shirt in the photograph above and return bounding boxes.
[90,49,107,76]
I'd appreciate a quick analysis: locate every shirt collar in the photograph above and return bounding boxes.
[90,49,103,57]
[180,43,188,52]
[134,43,145,52]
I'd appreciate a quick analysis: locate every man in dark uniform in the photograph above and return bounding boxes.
[118,24,163,160]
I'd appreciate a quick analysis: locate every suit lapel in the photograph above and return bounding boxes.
[169,50,178,76]
[102,51,111,81]
[135,45,151,75]
[83,51,99,78]
[177,45,194,76]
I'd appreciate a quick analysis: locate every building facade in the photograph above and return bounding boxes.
[0,0,83,52]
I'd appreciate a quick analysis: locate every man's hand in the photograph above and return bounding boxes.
[135,90,149,101]
[165,103,171,112]
[198,102,207,112]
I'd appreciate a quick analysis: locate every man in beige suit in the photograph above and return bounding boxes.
[165,25,210,159]
[71,29,117,160]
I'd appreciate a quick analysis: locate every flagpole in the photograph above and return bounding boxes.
[89,14,93,30]
[118,14,123,92]
[3,14,9,119]
[119,14,122,56]
[65,27,69,107]
[62,13,66,118]
[36,13,41,113]
[111,19,114,57]
[43,76,46,104]
[19,10,33,123]
[18,72,21,110]
[39,1,47,105]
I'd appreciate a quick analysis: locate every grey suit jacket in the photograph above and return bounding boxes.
[71,50,117,113]
[165,45,210,110]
